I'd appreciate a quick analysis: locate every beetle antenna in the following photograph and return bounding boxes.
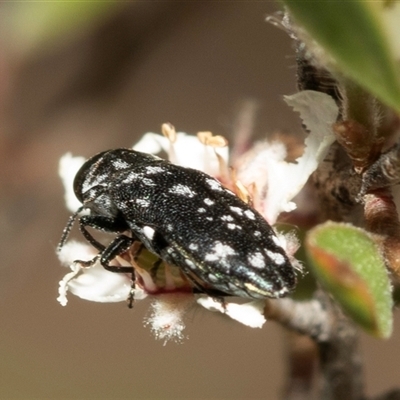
[57,206,84,252]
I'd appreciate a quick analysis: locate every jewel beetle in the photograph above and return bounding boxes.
[58,148,297,300]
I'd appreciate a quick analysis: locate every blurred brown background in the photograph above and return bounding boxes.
[0,2,399,399]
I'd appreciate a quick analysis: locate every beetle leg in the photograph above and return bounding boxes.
[75,214,136,272]
[73,234,136,307]
[98,235,138,308]
[99,234,134,273]
[72,234,134,272]
[78,215,129,251]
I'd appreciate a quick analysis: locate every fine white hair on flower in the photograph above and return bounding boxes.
[144,293,196,345]
[275,231,303,272]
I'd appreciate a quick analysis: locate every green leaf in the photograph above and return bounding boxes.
[282,1,400,112]
[305,222,393,338]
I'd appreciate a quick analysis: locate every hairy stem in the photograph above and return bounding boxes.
[266,291,363,400]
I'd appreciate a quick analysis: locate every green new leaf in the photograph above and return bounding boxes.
[306,222,393,338]
[282,1,400,112]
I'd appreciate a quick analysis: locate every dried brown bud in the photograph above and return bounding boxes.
[333,120,383,174]
[364,189,400,277]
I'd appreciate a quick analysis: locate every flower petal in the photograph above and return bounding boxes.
[57,241,134,305]
[133,131,228,176]
[197,297,266,328]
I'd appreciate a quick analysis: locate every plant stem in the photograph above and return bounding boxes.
[266,291,363,399]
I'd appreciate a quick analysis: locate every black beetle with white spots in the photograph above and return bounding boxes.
[58,148,297,302]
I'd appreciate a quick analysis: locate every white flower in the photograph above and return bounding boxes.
[57,241,135,306]
[236,91,338,224]
[134,123,230,178]
[56,92,338,341]
[197,296,267,328]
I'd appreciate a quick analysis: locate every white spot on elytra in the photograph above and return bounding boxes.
[206,217,213,221]
[169,184,196,197]
[142,178,156,186]
[189,243,198,251]
[221,215,234,222]
[82,174,107,193]
[244,210,255,220]
[254,231,261,237]
[248,252,266,269]
[204,198,215,206]
[112,160,130,169]
[230,206,243,215]
[198,208,206,213]
[145,166,165,174]
[205,242,236,262]
[265,250,286,265]
[166,224,173,232]
[122,171,143,183]
[143,226,155,240]
[136,199,150,207]
[272,235,281,247]
[208,274,219,283]
[228,283,237,292]
[227,223,240,230]
[185,259,196,269]
[206,178,222,191]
